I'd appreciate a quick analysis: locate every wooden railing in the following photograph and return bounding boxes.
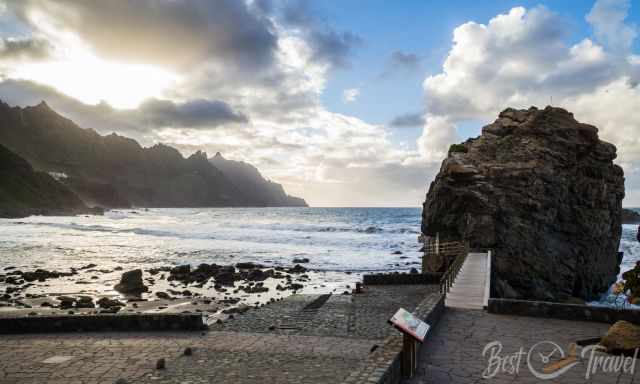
[483,250,492,308]
[439,250,468,295]
[420,233,468,274]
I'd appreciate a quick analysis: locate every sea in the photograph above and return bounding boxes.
[0,207,638,306]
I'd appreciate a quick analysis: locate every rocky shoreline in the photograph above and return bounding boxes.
[0,262,360,322]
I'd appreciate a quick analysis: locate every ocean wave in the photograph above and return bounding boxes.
[313,226,418,234]
[22,222,184,239]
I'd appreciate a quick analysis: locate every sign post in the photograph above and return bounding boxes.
[388,308,430,379]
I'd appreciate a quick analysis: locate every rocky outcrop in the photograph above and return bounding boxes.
[422,106,624,302]
[622,208,640,224]
[600,321,640,354]
[0,143,97,218]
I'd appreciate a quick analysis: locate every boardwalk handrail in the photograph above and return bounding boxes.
[483,250,492,308]
[439,249,467,296]
[420,233,468,274]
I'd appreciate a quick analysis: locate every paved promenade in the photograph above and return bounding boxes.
[405,308,636,384]
[0,285,436,384]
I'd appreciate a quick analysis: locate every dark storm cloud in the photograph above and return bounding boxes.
[138,98,247,128]
[389,113,425,128]
[0,37,51,60]
[0,79,247,133]
[281,0,362,68]
[6,0,278,70]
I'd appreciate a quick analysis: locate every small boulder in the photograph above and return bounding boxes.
[289,264,307,274]
[75,296,95,309]
[114,269,148,294]
[155,292,171,300]
[97,297,125,309]
[600,320,640,354]
[292,257,310,264]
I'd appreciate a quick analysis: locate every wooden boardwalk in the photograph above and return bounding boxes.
[444,252,490,310]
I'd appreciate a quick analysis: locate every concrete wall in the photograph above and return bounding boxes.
[488,298,640,324]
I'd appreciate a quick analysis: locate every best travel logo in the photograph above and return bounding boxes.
[482,340,638,380]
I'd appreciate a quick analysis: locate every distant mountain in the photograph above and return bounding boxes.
[210,152,307,207]
[0,100,306,208]
[0,143,95,218]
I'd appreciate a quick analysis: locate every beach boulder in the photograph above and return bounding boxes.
[422,106,624,301]
[114,269,148,294]
[600,321,640,354]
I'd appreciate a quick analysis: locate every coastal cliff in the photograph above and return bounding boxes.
[210,152,307,207]
[0,144,95,218]
[422,106,624,302]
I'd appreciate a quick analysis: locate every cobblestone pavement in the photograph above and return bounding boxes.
[405,308,638,384]
[0,285,435,383]
[213,285,436,339]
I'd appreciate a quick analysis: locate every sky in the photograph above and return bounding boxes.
[0,0,639,207]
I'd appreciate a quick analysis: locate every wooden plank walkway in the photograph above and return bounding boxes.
[445,252,489,310]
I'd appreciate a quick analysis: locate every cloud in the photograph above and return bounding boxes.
[390,51,420,69]
[389,112,425,128]
[417,115,459,162]
[378,50,422,79]
[418,1,640,204]
[0,79,247,134]
[0,37,51,60]
[342,88,360,103]
[586,0,637,54]
[280,0,362,68]
[6,0,278,72]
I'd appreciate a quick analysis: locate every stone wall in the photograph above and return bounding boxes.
[363,272,442,285]
[488,298,640,324]
[0,313,206,334]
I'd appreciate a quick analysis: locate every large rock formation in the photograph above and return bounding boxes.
[0,100,307,208]
[0,143,95,218]
[422,106,624,302]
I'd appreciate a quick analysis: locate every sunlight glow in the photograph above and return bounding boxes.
[7,7,178,109]
[12,52,178,109]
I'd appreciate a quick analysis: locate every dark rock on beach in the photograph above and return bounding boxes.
[114,269,148,294]
[422,106,624,302]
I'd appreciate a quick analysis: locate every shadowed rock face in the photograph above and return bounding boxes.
[210,152,308,207]
[422,106,625,302]
[0,143,93,218]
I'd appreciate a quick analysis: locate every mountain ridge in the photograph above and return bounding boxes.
[210,152,307,207]
[0,100,307,209]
